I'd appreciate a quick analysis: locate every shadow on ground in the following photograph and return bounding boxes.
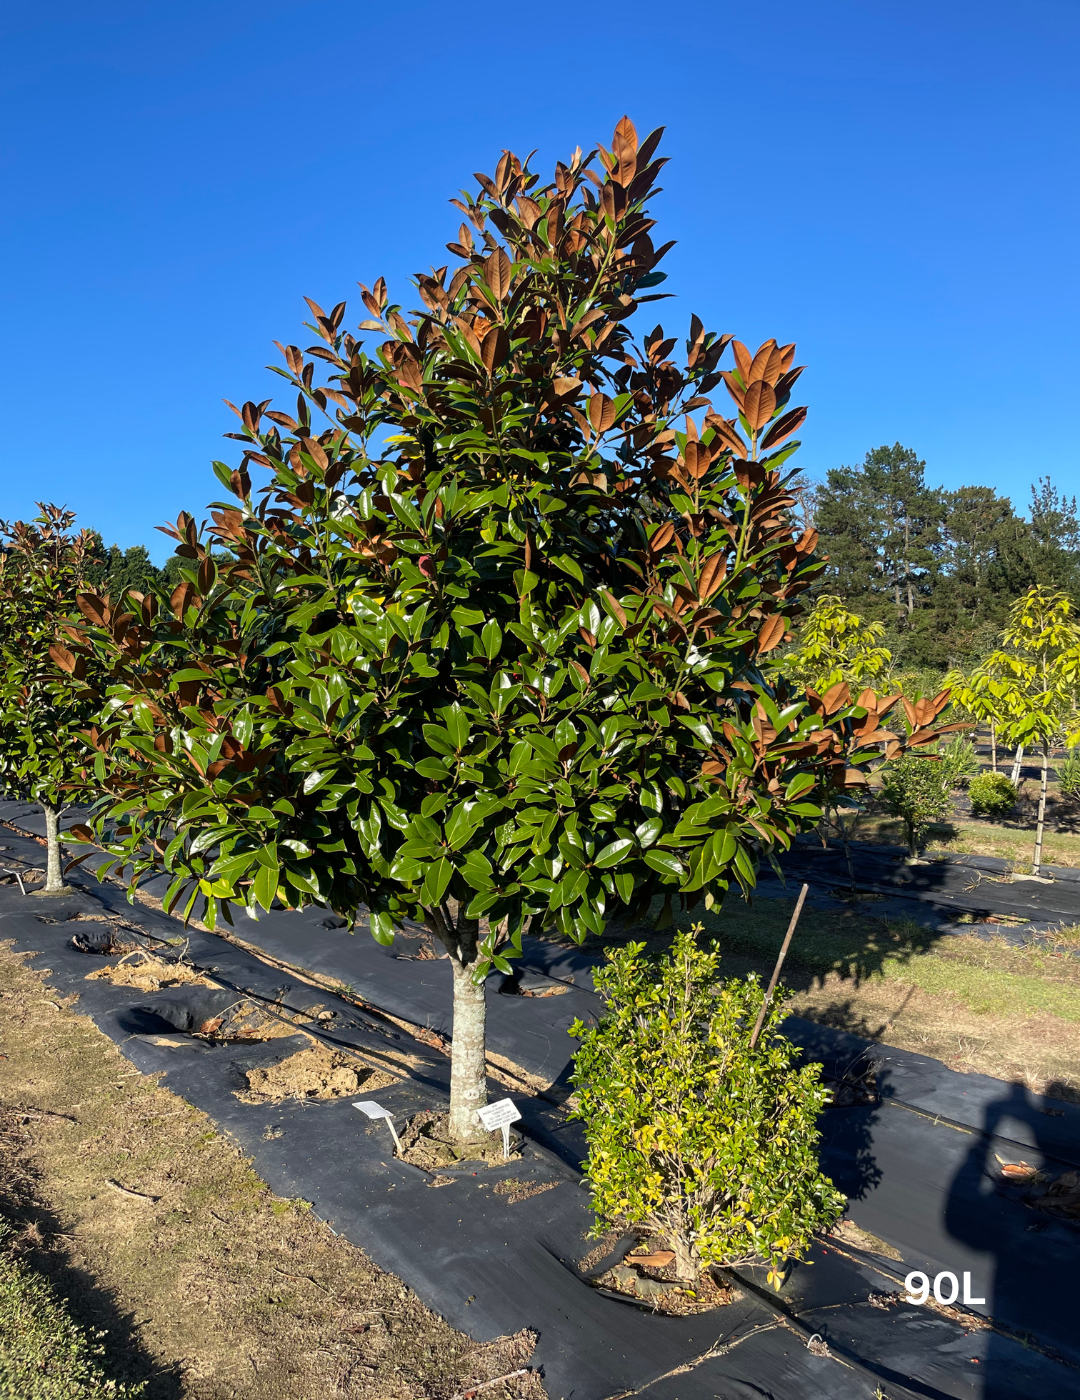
[0,1107,183,1399]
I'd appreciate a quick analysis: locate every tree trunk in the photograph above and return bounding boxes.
[1009,744,1024,785]
[41,804,64,893]
[906,819,917,861]
[837,813,857,890]
[990,724,997,774]
[1033,743,1049,876]
[448,953,489,1144]
[669,1229,697,1282]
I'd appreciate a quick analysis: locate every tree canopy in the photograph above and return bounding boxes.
[69,117,910,1143]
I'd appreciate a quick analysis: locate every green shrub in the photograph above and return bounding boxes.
[880,756,952,857]
[0,1226,143,1398]
[937,735,980,790]
[568,929,845,1286]
[1058,749,1080,801]
[968,772,1018,819]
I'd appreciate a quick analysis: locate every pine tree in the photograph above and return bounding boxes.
[815,444,942,633]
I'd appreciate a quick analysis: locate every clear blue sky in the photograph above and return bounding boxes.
[2,0,1077,560]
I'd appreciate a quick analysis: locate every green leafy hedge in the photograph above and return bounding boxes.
[569,929,844,1285]
[968,772,1018,818]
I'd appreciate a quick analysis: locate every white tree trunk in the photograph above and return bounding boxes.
[990,724,997,774]
[1033,744,1049,876]
[1009,744,1024,785]
[41,804,64,893]
[448,954,488,1144]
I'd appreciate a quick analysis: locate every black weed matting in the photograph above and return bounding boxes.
[1,807,1079,1398]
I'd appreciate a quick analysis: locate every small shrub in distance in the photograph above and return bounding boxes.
[1058,748,1080,801]
[568,929,845,1286]
[937,735,980,790]
[968,772,1019,819]
[880,756,952,858]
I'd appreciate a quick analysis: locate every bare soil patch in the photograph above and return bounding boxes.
[238,1044,398,1105]
[0,940,545,1400]
[594,1255,740,1315]
[576,1230,740,1315]
[827,1217,903,1261]
[86,950,216,993]
[491,1179,559,1205]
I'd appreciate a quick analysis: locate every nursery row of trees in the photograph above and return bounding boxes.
[808,444,1080,672]
[781,586,1080,873]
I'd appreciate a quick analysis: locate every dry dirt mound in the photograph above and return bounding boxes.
[238,1044,398,1104]
[86,951,215,992]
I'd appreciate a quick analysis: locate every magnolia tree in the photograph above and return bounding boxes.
[0,506,98,892]
[77,120,895,1144]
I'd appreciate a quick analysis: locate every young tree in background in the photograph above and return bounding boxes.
[73,119,887,1147]
[781,595,892,693]
[0,506,97,892]
[971,588,1080,875]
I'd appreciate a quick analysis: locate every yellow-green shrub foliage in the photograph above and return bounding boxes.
[968,772,1018,818]
[568,929,844,1285]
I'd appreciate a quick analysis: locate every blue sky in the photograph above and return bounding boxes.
[2,0,1077,560]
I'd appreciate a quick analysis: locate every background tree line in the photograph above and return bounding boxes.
[78,535,224,597]
[806,444,1080,674]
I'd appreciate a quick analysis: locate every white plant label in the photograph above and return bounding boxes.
[353,1100,402,1154]
[477,1097,521,1159]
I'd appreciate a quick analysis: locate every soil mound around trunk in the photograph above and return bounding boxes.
[238,1044,398,1103]
[577,1231,743,1315]
[397,1108,523,1171]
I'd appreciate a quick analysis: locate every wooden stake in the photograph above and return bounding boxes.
[749,883,809,1050]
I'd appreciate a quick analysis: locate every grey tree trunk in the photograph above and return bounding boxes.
[1009,744,1024,785]
[41,804,64,893]
[448,954,488,1144]
[670,1231,697,1282]
[1033,744,1049,876]
[428,904,490,1146]
[990,724,997,774]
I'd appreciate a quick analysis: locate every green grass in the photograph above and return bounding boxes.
[0,1226,143,1400]
[681,898,1080,1025]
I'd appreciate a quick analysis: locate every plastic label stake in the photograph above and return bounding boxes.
[353,1100,402,1155]
[477,1097,521,1159]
